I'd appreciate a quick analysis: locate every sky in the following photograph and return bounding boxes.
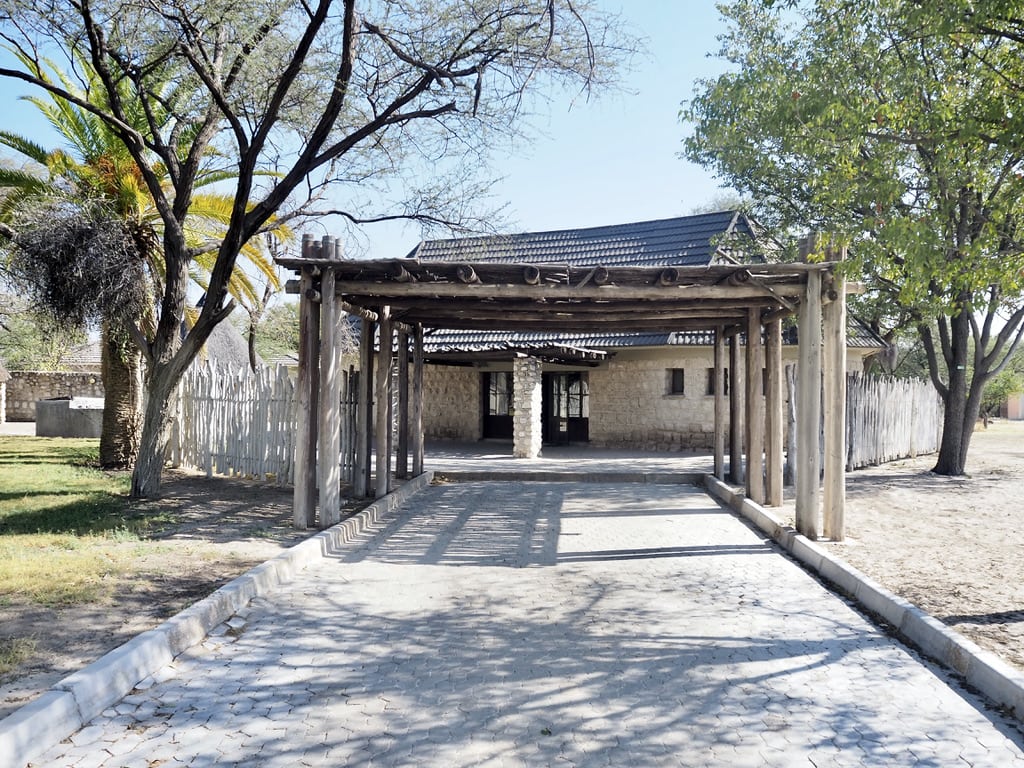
[363,2,734,258]
[0,3,734,262]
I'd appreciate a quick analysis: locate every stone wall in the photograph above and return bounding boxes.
[588,348,718,451]
[4,371,104,421]
[421,364,480,440]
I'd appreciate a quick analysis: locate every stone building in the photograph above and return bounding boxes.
[411,211,883,451]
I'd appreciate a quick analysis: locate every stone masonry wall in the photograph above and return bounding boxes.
[5,371,104,421]
[588,348,718,451]
[421,364,480,440]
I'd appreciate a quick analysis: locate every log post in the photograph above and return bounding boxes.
[354,319,374,498]
[765,317,784,506]
[728,333,744,484]
[713,326,726,480]
[375,307,393,498]
[293,260,320,529]
[317,260,342,528]
[796,269,823,539]
[412,324,425,476]
[823,267,847,540]
[396,329,410,480]
[745,308,765,504]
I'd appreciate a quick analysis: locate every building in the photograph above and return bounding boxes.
[409,211,883,450]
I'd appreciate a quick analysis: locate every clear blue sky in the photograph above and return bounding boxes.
[0,4,733,260]
[366,2,733,258]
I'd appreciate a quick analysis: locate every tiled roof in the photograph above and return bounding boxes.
[423,319,885,355]
[406,210,762,267]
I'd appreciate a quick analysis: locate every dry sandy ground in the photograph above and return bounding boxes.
[2,424,1024,721]
[782,419,1024,671]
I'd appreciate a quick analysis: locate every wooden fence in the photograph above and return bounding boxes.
[169,363,941,484]
[845,373,942,469]
[169,362,361,486]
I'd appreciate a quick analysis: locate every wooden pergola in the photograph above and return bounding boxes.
[277,234,852,541]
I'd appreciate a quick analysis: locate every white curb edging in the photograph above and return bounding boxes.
[0,470,434,768]
[704,475,1024,722]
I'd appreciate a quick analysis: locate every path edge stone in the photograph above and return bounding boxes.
[704,474,1024,723]
[0,470,434,768]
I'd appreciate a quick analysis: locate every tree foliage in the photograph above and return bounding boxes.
[0,0,632,496]
[683,0,1024,474]
[0,292,86,370]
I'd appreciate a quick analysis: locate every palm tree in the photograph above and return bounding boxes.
[0,56,287,467]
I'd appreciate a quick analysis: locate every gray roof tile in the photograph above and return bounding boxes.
[407,210,762,267]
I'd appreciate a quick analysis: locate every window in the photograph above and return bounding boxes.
[487,371,513,416]
[667,368,685,395]
[706,368,729,396]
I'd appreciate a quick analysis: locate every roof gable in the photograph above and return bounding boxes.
[406,210,763,268]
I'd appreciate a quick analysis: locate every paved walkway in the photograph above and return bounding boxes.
[36,481,1024,767]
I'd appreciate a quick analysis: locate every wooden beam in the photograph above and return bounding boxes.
[353,319,374,498]
[745,308,765,504]
[796,270,823,539]
[729,334,744,484]
[375,308,393,499]
[317,263,342,528]
[713,326,726,480]
[765,317,784,506]
[396,330,409,480]
[335,280,808,303]
[412,324,425,476]
[293,264,320,529]
[823,269,847,540]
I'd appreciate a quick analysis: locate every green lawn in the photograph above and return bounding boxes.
[0,437,146,606]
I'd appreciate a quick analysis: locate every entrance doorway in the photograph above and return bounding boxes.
[481,371,514,439]
[542,372,589,444]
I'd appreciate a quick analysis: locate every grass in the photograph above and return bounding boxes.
[0,636,37,676]
[0,437,160,606]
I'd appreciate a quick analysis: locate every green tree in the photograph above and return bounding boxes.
[683,0,1024,475]
[0,56,285,467]
[0,0,632,497]
[0,293,86,370]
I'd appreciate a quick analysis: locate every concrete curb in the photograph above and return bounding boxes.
[435,470,704,485]
[704,474,1024,723]
[1,471,434,768]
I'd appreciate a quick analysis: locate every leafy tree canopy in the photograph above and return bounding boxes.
[683,0,1024,474]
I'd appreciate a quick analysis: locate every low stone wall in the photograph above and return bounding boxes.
[5,371,104,422]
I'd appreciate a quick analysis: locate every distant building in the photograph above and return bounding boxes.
[408,211,884,450]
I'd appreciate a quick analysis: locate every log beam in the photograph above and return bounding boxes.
[765,317,784,506]
[796,270,823,539]
[317,263,342,528]
[293,264,320,529]
[745,308,765,504]
[375,308,393,499]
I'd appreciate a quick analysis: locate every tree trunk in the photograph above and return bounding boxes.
[99,319,143,469]
[130,359,177,498]
[931,310,973,475]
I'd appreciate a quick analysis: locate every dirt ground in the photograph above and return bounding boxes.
[810,419,1024,671]
[2,423,1024,721]
[0,469,327,720]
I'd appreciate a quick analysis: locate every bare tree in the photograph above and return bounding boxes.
[0,0,634,496]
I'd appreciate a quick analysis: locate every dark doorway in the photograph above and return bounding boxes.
[542,372,589,444]
[481,371,514,439]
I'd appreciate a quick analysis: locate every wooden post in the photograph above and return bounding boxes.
[354,319,374,498]
[745,308,765,504]
[713,326,726,480]
[823,268,847,539]
[396,330,409,479]
[317,259,342,528]
[293,259,320,529]
[728,333,744,484]
[765,317,784,507]
[412,324,425,476]
[796,269,823,539]
[375,307,392,499]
